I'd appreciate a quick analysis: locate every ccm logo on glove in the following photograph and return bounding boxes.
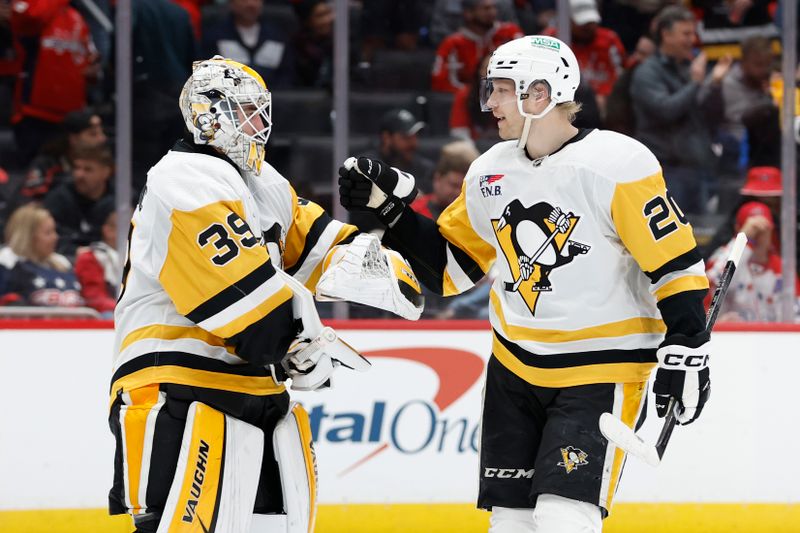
[662,353,709,368]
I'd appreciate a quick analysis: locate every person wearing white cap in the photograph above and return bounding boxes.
[340,34,712,532]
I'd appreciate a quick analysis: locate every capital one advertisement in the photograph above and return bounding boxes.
[293,329,492,504]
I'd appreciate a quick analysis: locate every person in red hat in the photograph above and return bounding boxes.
[740,166,782,208]
[706,201,798,322]
[706,165,783,258]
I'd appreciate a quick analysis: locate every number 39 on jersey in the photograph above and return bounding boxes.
[198,213,260,266]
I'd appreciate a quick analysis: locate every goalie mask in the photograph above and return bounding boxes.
[180,56,272,173]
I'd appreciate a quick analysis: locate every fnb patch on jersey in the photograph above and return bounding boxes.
[479,174,504,197]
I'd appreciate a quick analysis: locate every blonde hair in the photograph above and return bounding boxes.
[4,204,65,270]
[435,140,481,176]
[557,101,583,123]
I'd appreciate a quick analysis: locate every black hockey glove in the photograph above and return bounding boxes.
[653,331,711,426]
[338,157,418,227]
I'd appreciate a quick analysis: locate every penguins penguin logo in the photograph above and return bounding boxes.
[493,200,590,315]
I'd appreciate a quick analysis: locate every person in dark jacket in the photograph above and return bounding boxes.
[43,145,114,256]
[20,109,108,201]
[630,5,732,214]
[291,0,334,88]
[201,0,294,89]
[130,0,197,191]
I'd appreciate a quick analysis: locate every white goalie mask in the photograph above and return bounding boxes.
[479,36,580,145]
[180,56,272,173]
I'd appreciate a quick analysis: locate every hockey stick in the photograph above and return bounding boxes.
[508,212,573,292]
[598,232,747,467]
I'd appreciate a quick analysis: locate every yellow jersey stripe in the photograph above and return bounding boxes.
[654,275,709,302]
[110,366,285,408]
[306,224,358,292]
[492,335,656,387]
[490,290,666,343]
[438,187,496,274]
[442,271,459,297]
[121,324,234,354]
[209,284,293,339]
[284,191,326,272]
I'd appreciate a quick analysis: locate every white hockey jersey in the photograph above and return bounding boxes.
[427,129,708,387]
[111,141,356,402]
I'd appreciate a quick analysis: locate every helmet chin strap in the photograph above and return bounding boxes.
[515,98,558,149]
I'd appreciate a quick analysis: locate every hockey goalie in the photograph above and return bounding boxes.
[108,56,422,533]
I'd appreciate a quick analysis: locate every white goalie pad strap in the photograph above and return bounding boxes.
[273,402,318,533]
[157,402,264,533]
[656,342,710,370]
[316,233,423,320]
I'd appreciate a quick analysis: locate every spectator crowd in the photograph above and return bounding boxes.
[0,0,797,320]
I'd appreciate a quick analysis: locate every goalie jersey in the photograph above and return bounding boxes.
[384,129,708,387]
[111,140,356,402]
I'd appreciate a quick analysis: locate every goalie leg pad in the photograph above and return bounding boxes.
[156,402,265,533]
[489,507,535,532]
[531,494,602,533]
[273,402,318,533]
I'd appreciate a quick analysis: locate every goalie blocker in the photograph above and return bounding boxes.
[316,233,424,320]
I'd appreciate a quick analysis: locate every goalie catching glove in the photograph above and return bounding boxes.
[338,156,418,227]
[316,233,424,320]
[275,269,371,391]
[653,331,711,425]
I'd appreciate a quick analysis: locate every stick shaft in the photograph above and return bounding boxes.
[654,234,745,459]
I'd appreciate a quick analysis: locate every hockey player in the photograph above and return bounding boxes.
[109,57,422,533]
[338,36,710,532]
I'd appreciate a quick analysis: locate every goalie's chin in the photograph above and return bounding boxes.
[315,234,424,320]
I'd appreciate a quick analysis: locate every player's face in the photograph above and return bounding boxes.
[485,79,524,140]
[237,103,265,137]
[33,215,58,260]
